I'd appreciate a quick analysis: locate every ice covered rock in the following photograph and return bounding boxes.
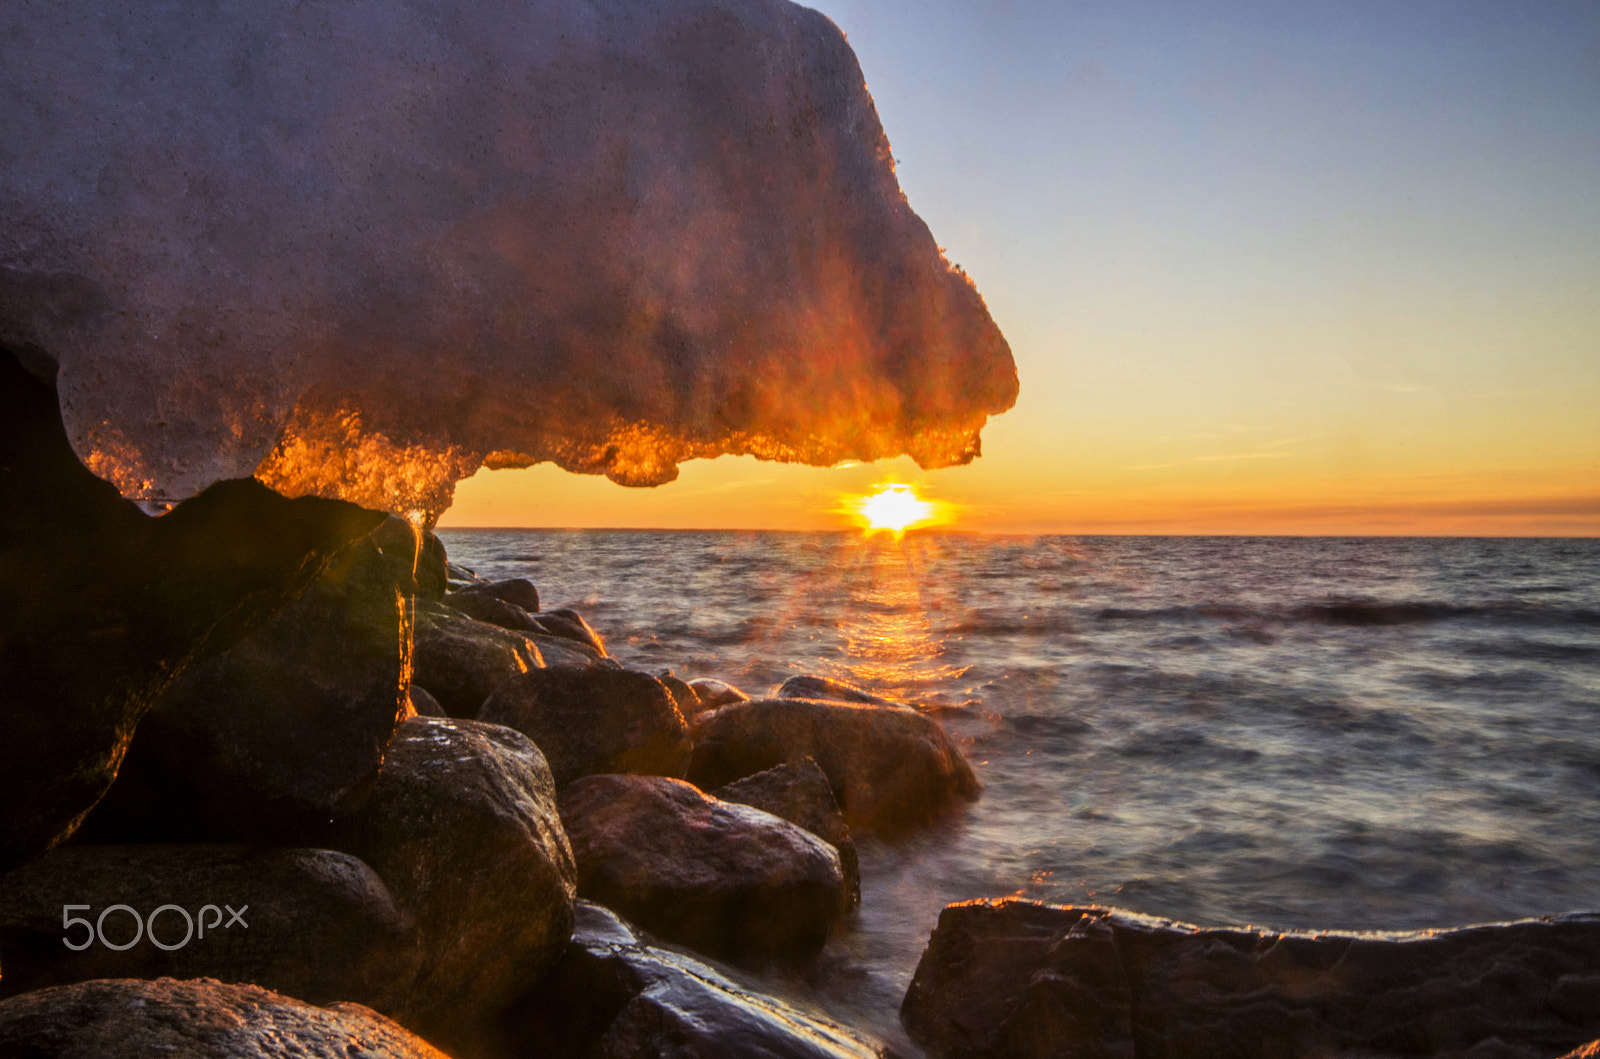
[1,0,1016,515]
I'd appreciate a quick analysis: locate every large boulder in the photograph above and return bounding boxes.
[479,666,692,787]
[494,902,883,1059]
[410,606,544,717]
[687,698,980,838]
[901,899,1600,1059]
[0,845,413,1010]
[715,759,859,912]
[557,775,845,963]
[77,538,409,844]
[327,717,576,1048]
[0,353,385,873]
[0,977,448,1058]
[369,515,449,600]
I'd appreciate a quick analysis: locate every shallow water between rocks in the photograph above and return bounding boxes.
[438,530,1600,1052]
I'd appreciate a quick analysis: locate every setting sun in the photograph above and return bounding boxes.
[851,483,942,537]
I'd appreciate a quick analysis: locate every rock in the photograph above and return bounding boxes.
[494,902,883,1059]
[479,666,692,787]
[0,353,385,873]
[446,561,482,584]
[527,631,606,668]
[690,678,751,712]
[370,515,449,599]
[0,845,412,1010]
[327,717,576,1048]
[538,608,608,655]
[76,538,409,844]
[1558,1044,1600,1059]
[4,0,1016,514]
[687,698,980,838]
[777,675,904,708]
[0,977,448,1058]
[901,899,1600,1059]
[410,606,543,718]
[657,671,702,721]
[444,589,543,633]
[451,578,541,614]
[557,775,845,963]
[715,759,859,912]
[407,686,448,718]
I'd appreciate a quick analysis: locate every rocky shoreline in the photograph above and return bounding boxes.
[3,511,1599,1057]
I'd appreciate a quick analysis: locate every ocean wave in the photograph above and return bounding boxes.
[1090,598,1600,629]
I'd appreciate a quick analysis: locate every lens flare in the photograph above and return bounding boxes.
[849,483,944,538]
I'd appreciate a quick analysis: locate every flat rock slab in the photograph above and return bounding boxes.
[902,898,1600,1059]
[480,665,691,787]
[495,901,882,1059]
[0,977,447,1058]
[688,698,980,839]
[558,775,844,963]
[0,845,411,1010]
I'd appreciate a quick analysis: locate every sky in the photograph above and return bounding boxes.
[440,0,1600,535]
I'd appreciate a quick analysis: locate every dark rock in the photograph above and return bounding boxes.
[452,578,541,614]
[901,899,1600,1059]
[716,759,859,912]
[443,589,544,633]
[370,515,449,599]
[0,845,412,1010]
[1558,1043,1600,1059]
[657,671,702,721]
[688,698,980,839]
[410,605,543,718]
[407,685,447,718]
[690,678,751,712]
[0,977,448,1058]
[538,607,608,655]
[557,775,844,963]
[327,717,575,1047]
[0,352,385,873]
[446,561,482,584]
[495,902,882,1059]
[479,666,691,787]
[777,675,905,708]
[526,631,605,668]
[76,538,408,844]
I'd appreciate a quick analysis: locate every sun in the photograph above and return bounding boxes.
[850,483,942,538]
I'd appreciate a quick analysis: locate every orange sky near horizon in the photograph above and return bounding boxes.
[440,2,1600,538]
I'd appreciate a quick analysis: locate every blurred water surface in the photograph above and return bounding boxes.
[439,530,1600,1043]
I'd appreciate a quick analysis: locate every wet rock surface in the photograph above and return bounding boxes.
[558,775,845,963]
[494,901,882,1059]
[901,898,1600,1059]
[0,353,385,873]
[715,759,859,911]
[77,538,409,844]
[777,675,906,708]
[0,977,448,1058]
[450,578,541,614]
[0,846,412,1010]
[410,606,543,717]
[690,678,751,711]
[327,717,576,1048]
[537,607,609,655]
[480,666,692,787]
[370,516,449,600]
[688,698,980,838]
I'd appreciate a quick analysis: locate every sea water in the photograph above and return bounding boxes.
[437,530,1600,1046]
